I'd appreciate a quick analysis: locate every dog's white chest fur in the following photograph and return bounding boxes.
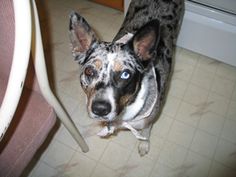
[121,76,149,121]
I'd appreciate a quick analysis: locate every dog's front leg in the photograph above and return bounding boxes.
[138,124,153,156]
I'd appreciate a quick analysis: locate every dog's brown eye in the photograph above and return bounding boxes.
[84,67,94,77]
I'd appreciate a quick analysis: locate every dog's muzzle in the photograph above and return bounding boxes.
[91,100,112,118]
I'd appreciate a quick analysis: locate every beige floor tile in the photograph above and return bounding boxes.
[168,120,196,148]
[206,92,230,116]
[42,140,75,170]
[50,49,73,71]
[52,37,72,56]
[176,48,199,66]
[72,105,94,126]
[77,135,110,161]
[29,161,58,177]
[190,67,214,90]
[123,151,155,177]
[55,126,79,150]
[64,151,97,177]
[169,78,188,99]
[47,17,69,45]
[214,139,236,170]
[55,71,83,98]
[91,163,121,177]
[57,55,79,75]
[150,162,181,177]
[216,62,236,82]
[211,76,235,98]
[111,130,138,150]
[183,84,209,106]
[221,119,236,144]
[158,141,188,169]
[173,62,195,82]
[190,130,218,158]
[149,134,166,150]
[75,2,121,21]
[227,100,236,121]
[175,101,202,127]
[162,95,181,117]
[232,86,236,101]
[198,111,225,136]
[100,142,132,170]
[152,114,174,139]
[56,91,79,115]
[208,161,236,177]
[183,151,212,177]
[197,55,219,74]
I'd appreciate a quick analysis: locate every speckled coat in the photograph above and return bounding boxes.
[69,0,184,155]
[113,0,184,124]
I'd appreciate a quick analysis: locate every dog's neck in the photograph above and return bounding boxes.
[120,66,158,121]
[115,33,146,121]
[121,73,149,121]
[115,33,158,122]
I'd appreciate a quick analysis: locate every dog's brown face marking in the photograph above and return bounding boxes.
[119,88,136,109]
[113,60,123,72]
[94,59,102,70]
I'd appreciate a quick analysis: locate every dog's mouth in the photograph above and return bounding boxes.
[88,111,117,122]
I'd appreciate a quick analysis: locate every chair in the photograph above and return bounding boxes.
[0,0,89,176]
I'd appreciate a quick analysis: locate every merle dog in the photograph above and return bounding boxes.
[69,0,184,156]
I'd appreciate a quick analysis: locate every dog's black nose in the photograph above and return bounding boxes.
[92,100,111,117]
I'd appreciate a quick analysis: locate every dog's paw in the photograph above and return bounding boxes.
[138,141,150,156]
[97,126,115,137]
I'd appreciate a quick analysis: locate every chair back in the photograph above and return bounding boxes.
[0,0,41,94]
[0,0,15,79]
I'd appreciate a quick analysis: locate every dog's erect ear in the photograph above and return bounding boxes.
[69,12,98,65]
[128,20,160,63]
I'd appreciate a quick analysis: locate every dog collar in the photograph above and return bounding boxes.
[97,121,147,140]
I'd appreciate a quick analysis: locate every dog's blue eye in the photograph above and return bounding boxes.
[120,71,130,80]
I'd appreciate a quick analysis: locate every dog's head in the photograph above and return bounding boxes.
[69,12,160,121]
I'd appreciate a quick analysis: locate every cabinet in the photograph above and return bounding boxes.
[92,0,124,11]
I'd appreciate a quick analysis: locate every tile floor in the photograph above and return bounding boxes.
[25,0,236,176]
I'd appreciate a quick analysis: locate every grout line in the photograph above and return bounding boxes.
[147,136,171,177]
[203,60,235,177]
[167,51,218,175]
[88,138,113,177]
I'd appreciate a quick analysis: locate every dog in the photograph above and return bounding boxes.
[69,0,184,156]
